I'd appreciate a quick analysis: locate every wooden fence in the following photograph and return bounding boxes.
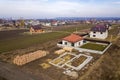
[13,50,49,66]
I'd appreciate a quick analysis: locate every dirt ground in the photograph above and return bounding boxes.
[18,50,101,80]
[0,76,7,80]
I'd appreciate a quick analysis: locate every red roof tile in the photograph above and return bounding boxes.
[63,34,83,43]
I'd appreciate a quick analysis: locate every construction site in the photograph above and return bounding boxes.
[0,24,120,80]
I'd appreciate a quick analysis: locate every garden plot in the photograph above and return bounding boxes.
[49,52,76,68]
[66,54,93,71]
[49,52,93,71]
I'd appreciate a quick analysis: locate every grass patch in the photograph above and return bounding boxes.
[80,43,108,51]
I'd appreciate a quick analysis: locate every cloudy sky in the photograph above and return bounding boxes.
[0,0,120,19]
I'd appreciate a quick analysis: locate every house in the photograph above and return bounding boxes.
[90,25,108,39]
[104,23,112,30]
[41,22,51,27]
[44,22,51,27]
[30,25,44,33]
[58,21,66,26]
[59,34,84,47]
[51,21,58,26]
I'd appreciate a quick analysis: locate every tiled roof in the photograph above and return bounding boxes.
[91,25,107,32]
[31,25,42,30]
[63,34,83,43]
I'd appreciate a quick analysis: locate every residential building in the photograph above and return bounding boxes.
[104,23,112,30]
[30,25,44,33]
[90,25,108,39]
[44,22,51,26]
[58,34,84,47]
[51,21,58,26]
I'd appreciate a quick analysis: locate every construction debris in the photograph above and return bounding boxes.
[63,70,78,79]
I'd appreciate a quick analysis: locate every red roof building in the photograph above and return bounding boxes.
[63,34,83,43]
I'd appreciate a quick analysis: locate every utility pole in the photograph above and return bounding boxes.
[76,27,78,33]
[51,27,53,32]
[118,27,120,36]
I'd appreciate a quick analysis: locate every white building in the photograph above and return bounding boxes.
[41,22,51,27]
[45,22,51,26]
[58,34,84,47]
[51,21,58,26]
[90,25,108,39]
[26,20,40,26]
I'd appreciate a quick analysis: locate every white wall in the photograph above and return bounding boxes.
[90,30,108,39]
[62,40,72,47]
[45,23,51,26]
[74,40,83,47]
[62,40,83,47]
[52,23,58,26]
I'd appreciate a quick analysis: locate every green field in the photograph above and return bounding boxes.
[58,24,93,32]
[0,32,69,53]
[80,43,108,51]
[0,24,93,53]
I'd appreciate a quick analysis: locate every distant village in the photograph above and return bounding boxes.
[0,18,120,31]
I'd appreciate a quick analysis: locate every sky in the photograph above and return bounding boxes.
[0,0,120,19]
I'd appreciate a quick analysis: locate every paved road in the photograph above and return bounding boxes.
[0,61,43,80]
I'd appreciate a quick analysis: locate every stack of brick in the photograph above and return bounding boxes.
[54,49,65,54]
[13,50,49,66]
[63,47,74,52]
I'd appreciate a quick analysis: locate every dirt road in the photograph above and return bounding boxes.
[0,61,50,80]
